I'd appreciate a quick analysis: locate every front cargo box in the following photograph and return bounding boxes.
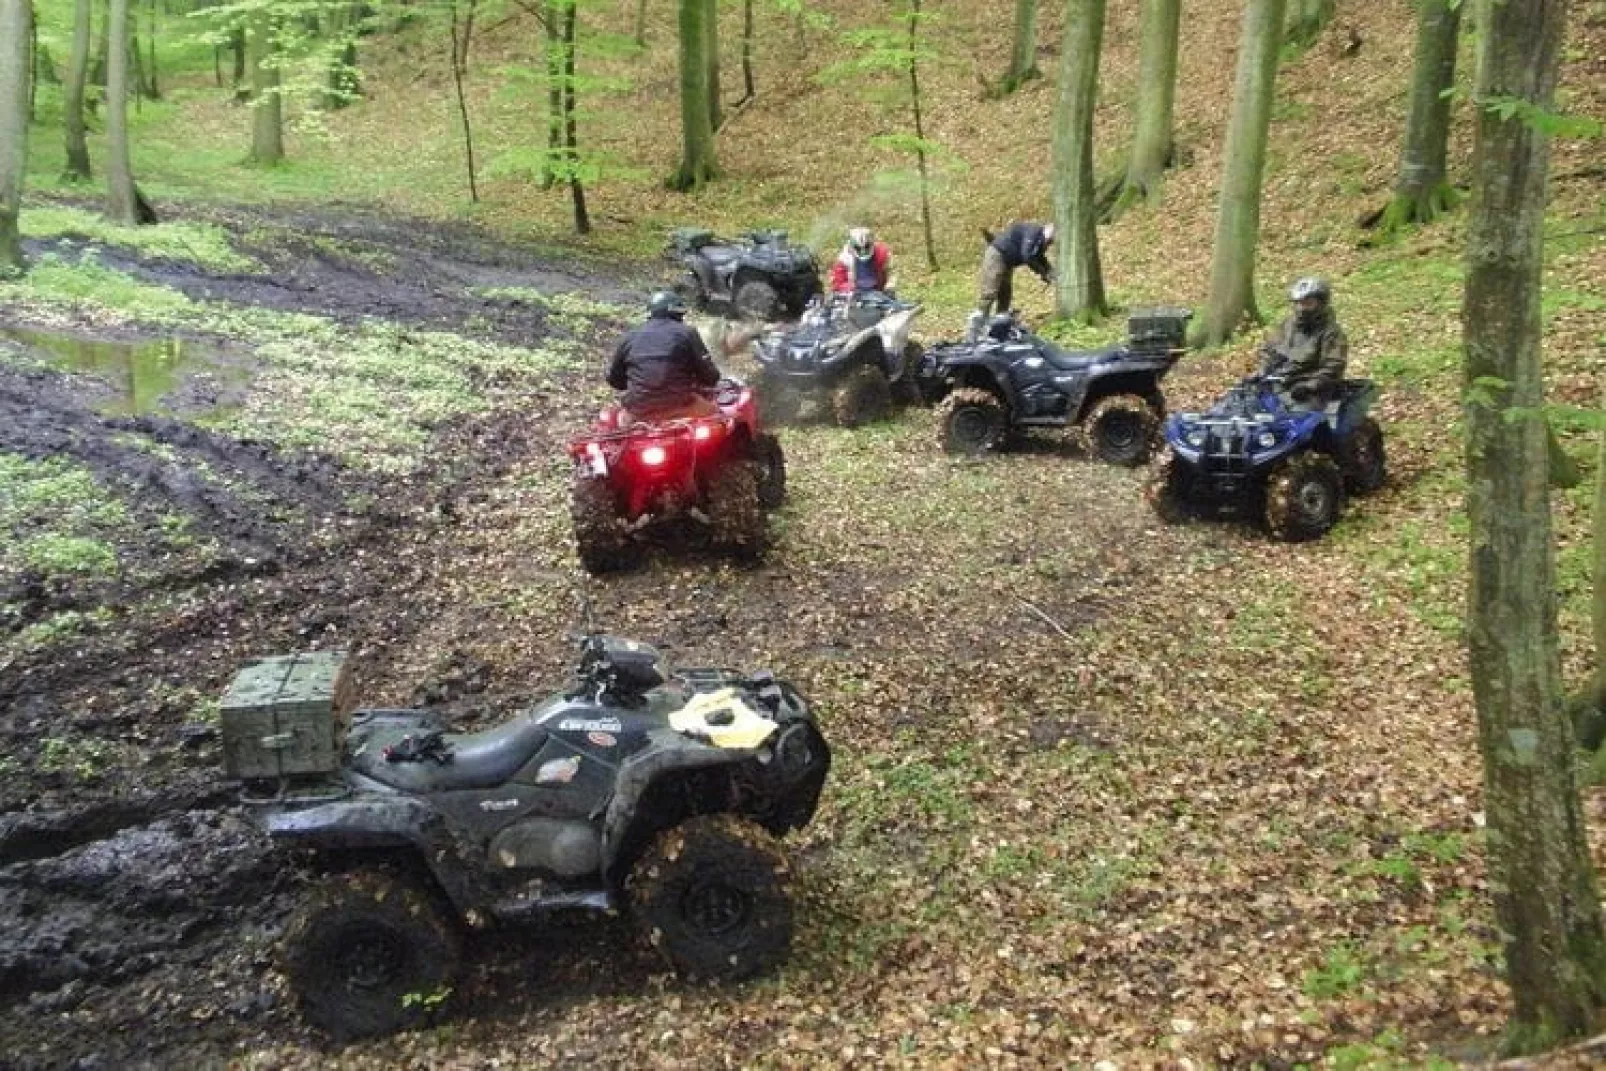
[221,652,354,780]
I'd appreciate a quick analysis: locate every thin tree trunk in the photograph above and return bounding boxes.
[634,0,647,47]
[1194,0,1285,347]
[1001,0,1040,94]
[145,0,158,99]
[231,24,244,88]
[0,0,30,273]
[561,0,588,234]
[541,1,561,189]
[704,0,720,131]
[448,0,478,202]
[736,0,753,104]
[909,0,937,271]
[1370,0,1463,233]
[247,14,283,164]
[1462,0,1606,1048]
[456,0,476,70]
[1051,0,1107,321]
[1100,0,1179,219]
[668,0,716,190]
[64,0,93,180]
[27,1,36,122]
[90,0,108,88]
[104,0,141,223]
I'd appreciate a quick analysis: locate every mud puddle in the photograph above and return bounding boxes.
[1,326,248,420]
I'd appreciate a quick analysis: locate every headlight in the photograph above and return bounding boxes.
[1184,428,1206,448]
[1256,431,1277,449]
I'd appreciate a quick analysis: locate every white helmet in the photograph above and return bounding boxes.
[847,227,874,258]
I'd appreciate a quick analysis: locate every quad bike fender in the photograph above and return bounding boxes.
[1069,359,1170,423]
[262,791,445,855]
[933,355,1019,410]
[599,742,761,880]
[873,306,921,379]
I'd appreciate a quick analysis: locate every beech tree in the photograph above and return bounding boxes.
[1368,0,1463,234]
[0,0,29,274]
[1462,0,1606,1052]
[1282,0,1332,51]
[1098,0,1180,219]
[669,0,717,189]
[1000,0,1040,94]
[64,0,94,180]
[247,11,284,163]
[105,0,155,224]
[1050,0,1106,321]
[704,0,720,130]
[1193,0,1285,347]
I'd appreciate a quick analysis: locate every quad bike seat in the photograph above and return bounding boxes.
[699,245,743,266]
[351,714,551,793]
[1038,342,1118,372]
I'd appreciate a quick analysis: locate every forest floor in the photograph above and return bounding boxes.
[0,192,1593,1071]
[4,0,1606,1067]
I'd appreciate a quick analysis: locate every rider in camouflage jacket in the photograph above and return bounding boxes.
[1261,277,1348,407]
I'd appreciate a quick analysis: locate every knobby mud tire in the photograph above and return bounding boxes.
[1337,417,1387,496]
[1264,452,1345,542]
[1084,393,1161,467]
[282,869,462,1041]
[752,433,787,510]
[706,460,769,561]
[734,280,781,323]
[571,477,636,574]
[627,814,793,983]
[1145,447,1195,524]
[832,365,892,428]
[937,388,1008,456]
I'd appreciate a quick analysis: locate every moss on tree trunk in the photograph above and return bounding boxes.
[1051,0,1107,322]
[1098,0,1179,220]
[1194,0,1285,347]
[0,0,30,273]
[1462,0,1606,1052]
[1001,0,1040,94]
[669,0,718,190]
[1370,0,1463,235]
[63,0,92,181]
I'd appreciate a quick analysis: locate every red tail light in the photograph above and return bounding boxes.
[640,445,668,466]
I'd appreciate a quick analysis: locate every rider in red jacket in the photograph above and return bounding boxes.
[828,227,893,293]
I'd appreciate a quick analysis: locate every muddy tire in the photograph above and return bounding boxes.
[672,271,703,308]
[1084,393,1161,467]
[571,477,636,574]
[1265,452,1345,542]
[890,342,925,406]
[755,375,802,426]
[752,433,787,510]
[832,365,892,428]
[707,460,768,560]
[1145,447,1195,524]
[1337,417,1386,496]
[282,870,462,1041]
[734,280,781,323]
[628,814,792,983]
[938,387,1009,455]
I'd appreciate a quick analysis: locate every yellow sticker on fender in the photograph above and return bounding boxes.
[669,688,777,749]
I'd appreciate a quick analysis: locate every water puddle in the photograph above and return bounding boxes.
[1,326,248,417]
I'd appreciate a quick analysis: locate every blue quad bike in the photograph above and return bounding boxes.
[1146,365,1387,541]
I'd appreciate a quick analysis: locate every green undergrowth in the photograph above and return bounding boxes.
[20,205,260,274]
[0,455,133,589]
[0,256,584,471]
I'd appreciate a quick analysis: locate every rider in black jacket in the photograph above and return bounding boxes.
[607,292,722,422]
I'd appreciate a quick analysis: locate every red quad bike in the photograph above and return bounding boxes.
[568,377,786,572]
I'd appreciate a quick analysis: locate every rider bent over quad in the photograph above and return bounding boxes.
[829,227,893,294]
[1261,277,1348,410]
[608,291,722,425]
[976,221,1055,318]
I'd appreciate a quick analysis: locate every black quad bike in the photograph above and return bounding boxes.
[223,635,830,1040]
[751,290,926,427]
[667,227,821,322]
[916,307,1191,466]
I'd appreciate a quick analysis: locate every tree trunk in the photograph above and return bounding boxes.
[540,1,561,189]
[104,0,142,223]
[1462,0,1606,1053]
[704,0,721,131]
[1371,0,1463,234]
[456,0,476,70]
[448,0,478,202]
[562,0,589,234]
[0,0,30,274]
[909,0,937,271]
[634,0,648,47]
[1051,0,1107,321]
[1283,0,1332,51]
[1001,0,1040,94]
[1099,0,1179,219]
[27,3,37,122]
[63,0,93,181]
[1193,0,1285,347]
[247,14,283,164]
[90,0,108,88]
[736,0,753,104]
[668,0,716,190]
[231,24,244,88]
[145,0,158,99]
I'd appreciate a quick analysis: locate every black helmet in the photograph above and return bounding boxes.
[648,290,688,319]
[1288,277,1331,305]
